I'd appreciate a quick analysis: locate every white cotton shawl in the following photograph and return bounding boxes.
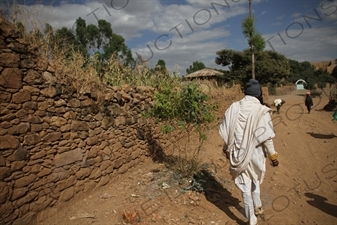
[219,96,275,181]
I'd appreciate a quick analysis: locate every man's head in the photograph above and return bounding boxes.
[306,91,311,96]
[244,79,261,97]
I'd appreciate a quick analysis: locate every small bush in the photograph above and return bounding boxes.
[151,82,217,123]
[150,82,218,179]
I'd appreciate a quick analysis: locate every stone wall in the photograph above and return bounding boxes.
[0,18,172,225]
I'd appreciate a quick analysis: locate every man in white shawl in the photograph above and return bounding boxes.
[219,79,279,225]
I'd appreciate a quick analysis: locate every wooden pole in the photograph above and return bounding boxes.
[249,0,255,79]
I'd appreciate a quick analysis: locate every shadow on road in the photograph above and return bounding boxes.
[305,193,337,218]
[307,132,337,139]
[194,170,247,225]
[141,124,247,224]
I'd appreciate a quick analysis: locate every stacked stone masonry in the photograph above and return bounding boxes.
[0,18,176,225]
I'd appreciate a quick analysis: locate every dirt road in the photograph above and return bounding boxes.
[36,88,337,225]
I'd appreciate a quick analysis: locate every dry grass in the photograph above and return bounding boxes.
[208,84,243,120]
[1,1,185,100]
[171,126,206,179]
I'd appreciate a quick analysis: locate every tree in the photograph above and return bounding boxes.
[155,59,167,71]
[97,19,113,48]
[186,61,206,74]
[150,82,217,178]
[85,24,100,52]
[54,27,80,58]
[72,17,134,66]
[286,60,336,90]
[215,49,290,85]
[215,49,250,84]
[75,17,89,57]
[314,68,336,88]
[242,0,265,79]
[215,49,248,71]
[254,50,290,85]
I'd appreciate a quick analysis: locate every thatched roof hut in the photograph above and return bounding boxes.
[184,68,223,80]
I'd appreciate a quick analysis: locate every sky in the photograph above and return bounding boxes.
[1,0,336,75]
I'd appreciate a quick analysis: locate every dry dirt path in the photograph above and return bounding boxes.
[34,89,337,225]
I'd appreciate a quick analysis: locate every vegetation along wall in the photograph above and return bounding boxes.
[0,18,175,225]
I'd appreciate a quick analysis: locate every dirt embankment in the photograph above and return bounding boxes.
[311,60,336,74]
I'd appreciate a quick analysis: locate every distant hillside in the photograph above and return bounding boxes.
[311,59,336,74]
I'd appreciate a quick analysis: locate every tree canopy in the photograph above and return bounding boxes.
[242,16,265,53]
[286,60,336,89]
[241,0,266,79]
[155,59,167,72]
[74,17,134,66]
[215,49,290,86]
[186,61,206,74]
[40,18,134,67]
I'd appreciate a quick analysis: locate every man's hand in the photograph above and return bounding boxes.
[271,159,279,167]
[268,152,279,167]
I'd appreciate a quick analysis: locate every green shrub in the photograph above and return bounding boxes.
[151,82,217,124]
[150,81,218,178]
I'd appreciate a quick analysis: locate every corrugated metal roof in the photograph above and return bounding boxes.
[184,68,223,79]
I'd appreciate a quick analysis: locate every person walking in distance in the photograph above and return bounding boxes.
[219,79,279,225]
[305,92,313,114]
[273,98,285,114]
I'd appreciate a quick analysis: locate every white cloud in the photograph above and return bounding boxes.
[264,26,337,62]
[133,27,232,75]
[185,0,231,8]
[148,1,249,34]
[291,12,302,18]
[7,0,249,74]
[6,0,336,76]
[137,40,227,76]
[13,1,160,40]
[10,0,248,41]
[316,0,337,22]
[185,0,263,8]
[85,0,161,14]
